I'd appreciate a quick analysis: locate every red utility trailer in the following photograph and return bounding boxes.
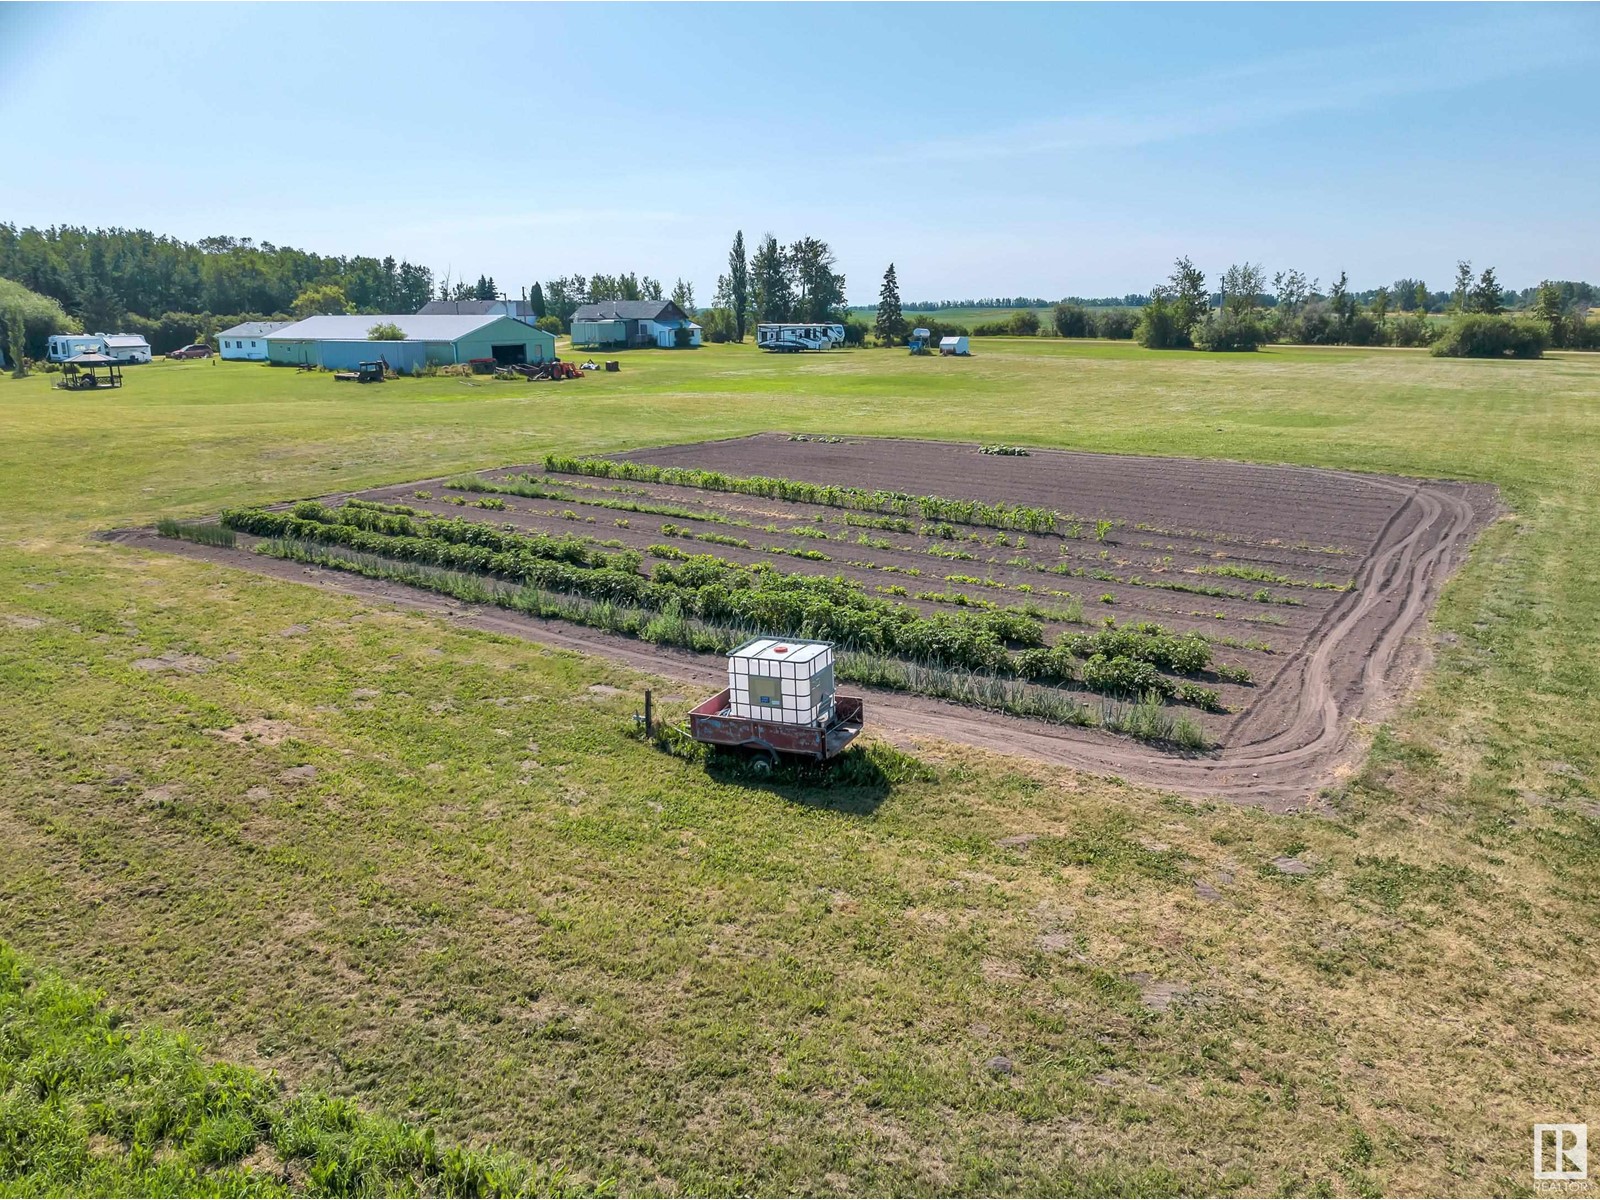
[684,638,864,771]
[687,689,865,769]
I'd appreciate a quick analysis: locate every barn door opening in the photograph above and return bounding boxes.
[490,344,527,366]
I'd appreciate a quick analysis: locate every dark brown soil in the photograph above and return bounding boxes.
[121,434,1497,808]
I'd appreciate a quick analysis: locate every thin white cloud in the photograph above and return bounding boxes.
[868,11,1598,167]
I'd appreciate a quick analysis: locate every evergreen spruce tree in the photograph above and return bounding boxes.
[875,263,905,346]
[728,231,750,342]
[529,281,547,320]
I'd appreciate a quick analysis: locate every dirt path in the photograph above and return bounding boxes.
[107,460,1492,811]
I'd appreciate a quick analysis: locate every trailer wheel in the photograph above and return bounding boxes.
[746,747,777,776]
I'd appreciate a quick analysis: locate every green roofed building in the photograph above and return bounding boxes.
[264,314,556,373]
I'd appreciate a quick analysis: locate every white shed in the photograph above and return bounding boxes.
[939,336,970,356]
[725,637,836,725]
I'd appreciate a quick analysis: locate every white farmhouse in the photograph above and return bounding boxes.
[218,321,290,361]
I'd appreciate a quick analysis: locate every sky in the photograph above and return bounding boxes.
[2,2,1597,304]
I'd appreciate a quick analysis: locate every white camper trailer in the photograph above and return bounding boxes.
[102,334,152,364]
[46,334,108,363]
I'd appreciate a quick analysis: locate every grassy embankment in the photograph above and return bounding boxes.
[1,342,1598,1194]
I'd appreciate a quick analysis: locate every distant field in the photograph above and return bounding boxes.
[2,341,1598,1195]
[848,304,1076,328]
[844,305,1459,334]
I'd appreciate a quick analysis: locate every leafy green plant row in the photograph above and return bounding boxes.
[230,505,1235,707]
[254,538,1193,738]
[447,474,573,502]
[274,502,629,570]
[0,943,587,1198]
[658,522,753,550]
[447,474,746,527]
[1192,562,1353,590]
[154,517,236,548]
[1012,644,1223,710]
[228,505,1040,672]
[542,454,1061,533]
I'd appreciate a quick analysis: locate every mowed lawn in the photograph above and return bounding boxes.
[1,341,1598,1196]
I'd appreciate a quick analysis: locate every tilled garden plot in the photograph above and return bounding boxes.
[136,435,1496,804]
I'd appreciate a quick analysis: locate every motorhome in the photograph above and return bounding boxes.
[755,323,846,352]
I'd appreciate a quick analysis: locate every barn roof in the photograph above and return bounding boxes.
[416,299,537,317]
[218,321,291,338]
[572,300,686,322]
[265,314,544,342]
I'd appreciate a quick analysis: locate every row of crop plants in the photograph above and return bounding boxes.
[540,455,1064,533]
[458,473,1318,611]
[430,498,1269,680]
[188,501,1248,745]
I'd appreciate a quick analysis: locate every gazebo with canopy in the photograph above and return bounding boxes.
[61,350,124,389]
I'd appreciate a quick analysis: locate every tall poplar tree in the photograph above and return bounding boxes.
[728,230,750,342]
[750,234,792,324]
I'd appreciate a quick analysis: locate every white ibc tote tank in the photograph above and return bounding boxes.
[725,637,837,726]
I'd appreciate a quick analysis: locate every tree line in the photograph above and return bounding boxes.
[1128,257,1597,357]
[868,258,1599,358]
[4,220,1595,362]
[0,225,439,331]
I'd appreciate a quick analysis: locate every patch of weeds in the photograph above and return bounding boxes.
[1032,817,1187,883]
[1346,856,1477,914]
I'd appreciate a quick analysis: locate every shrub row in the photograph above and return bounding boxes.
[262,502,617,569]
[542,454,1061,533]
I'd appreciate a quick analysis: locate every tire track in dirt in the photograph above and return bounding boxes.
[108,464,1492,812]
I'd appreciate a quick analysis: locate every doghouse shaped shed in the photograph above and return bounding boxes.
[726,637,836,725]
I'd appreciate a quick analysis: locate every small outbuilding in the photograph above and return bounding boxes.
[218,321,290,361]
[939,335,971,356]
[264,314,556,372]
[570,300,701,349]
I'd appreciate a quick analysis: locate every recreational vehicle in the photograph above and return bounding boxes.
[46,334,108,363]
[755,323,846,352]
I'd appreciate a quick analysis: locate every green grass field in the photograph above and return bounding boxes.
[2,340,1598,1195]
